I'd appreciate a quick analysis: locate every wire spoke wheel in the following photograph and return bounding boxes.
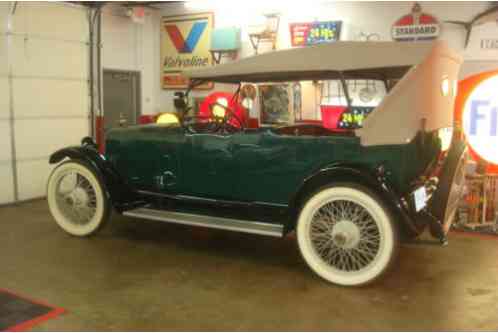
[54,172,98,225]
[310,200,380,272]
[47,161,109,237]
[297,184,398,286]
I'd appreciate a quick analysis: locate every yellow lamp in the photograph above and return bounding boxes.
[156,113,180,125]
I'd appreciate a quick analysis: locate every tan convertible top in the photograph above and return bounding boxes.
[357,41,462,146]
[184,41,458,83]
[185,41,463,146]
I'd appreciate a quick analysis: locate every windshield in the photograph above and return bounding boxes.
[318,79,388,130]
[186,79,392,131]
[320,79,387,107]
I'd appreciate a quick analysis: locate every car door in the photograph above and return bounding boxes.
[179,131,235,199]
[230,129,319,205]
[109,125,185,193]
[153,126,185,194]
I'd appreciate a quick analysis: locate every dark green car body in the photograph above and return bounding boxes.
[106,124,439,205]
[77,121,444,238]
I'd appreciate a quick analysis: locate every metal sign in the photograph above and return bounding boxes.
[161,13,213,89]
[462,74,498,165]
[391,3,440,41]
[481,39,498,49]
[290,21,341,47]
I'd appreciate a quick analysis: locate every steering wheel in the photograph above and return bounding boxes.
[182,102,244,134]
[210,102,245,133]
[183,114,223,134]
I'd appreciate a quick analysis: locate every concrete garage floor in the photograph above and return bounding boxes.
[2,200,498,331]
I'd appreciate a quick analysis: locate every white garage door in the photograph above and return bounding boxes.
[0,2,90,205]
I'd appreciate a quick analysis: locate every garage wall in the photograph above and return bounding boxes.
[153,1,497,118]
[97,2,497,119]
[0,4,14,205]
[101,5,161,115]
[0,2,90,205]
[87,1,498,129]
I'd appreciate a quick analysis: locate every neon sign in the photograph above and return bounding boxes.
[290,21,342,47]
[338,107,374,130]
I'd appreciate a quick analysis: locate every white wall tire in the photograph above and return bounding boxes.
[297,184,398,286]
[47,160,110,237]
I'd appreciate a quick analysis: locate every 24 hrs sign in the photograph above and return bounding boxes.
[290,21,341,47]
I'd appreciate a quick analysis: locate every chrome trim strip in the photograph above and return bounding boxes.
[123,207,284,238]
[253,201,288,208]
[137,190,177,200]
[137,191,289,209]
[176,194,217,204]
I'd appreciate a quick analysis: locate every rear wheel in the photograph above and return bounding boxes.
[296,184,398,286]
[47,160,110,236]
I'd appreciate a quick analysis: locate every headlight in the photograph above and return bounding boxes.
[438,127,453,151]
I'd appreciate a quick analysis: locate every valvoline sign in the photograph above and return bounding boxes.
[165,21,207,53]
[161,13,213,89]
[392,3,440,41]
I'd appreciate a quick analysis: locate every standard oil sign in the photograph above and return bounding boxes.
[392,3,440,41]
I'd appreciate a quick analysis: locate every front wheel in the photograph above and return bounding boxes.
[47,160,110,237]
[296,184,398,286]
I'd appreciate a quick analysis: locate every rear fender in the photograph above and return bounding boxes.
[49,146,139,212]
[287,163,419,237]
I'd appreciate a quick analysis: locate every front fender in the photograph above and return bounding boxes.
[49,145,139,212]
[287,163,419,237]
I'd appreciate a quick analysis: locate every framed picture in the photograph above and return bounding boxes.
[259,84,292,125]
[161,12,214,90]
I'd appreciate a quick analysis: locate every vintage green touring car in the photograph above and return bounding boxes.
[47,41,466,286]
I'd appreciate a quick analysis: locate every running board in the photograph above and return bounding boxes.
[123,207,284,237]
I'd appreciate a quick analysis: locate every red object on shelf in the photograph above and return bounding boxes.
[320,105,347,129]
